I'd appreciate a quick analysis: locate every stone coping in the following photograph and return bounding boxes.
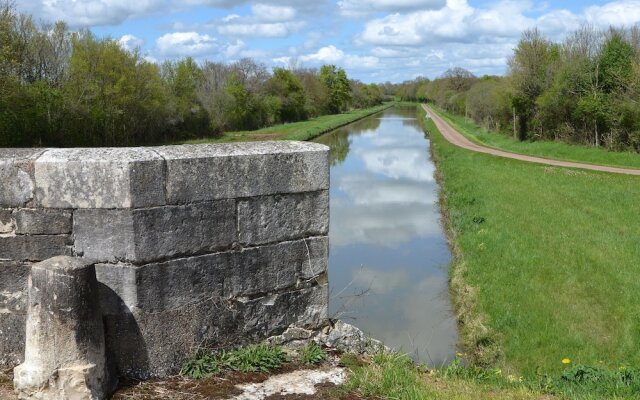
[0,141,330,209]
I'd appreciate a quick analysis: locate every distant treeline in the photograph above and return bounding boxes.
[0,4,383,147]
[393,26,640,151]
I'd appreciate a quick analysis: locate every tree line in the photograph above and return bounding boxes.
[394,26,640,152]
[0,3,383,147]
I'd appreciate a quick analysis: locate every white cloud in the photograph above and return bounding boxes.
[300,45,345,63]
[225,40,246,57]
[251,3,297,22]
[359,0,640,48]
[156,32,218,57]
[118,34,144,51]
[585,0,640,28]
[19,0,164,26]
[218,22,304,37]
[338,0,446,18]
[297,45,379,69]
[215,2,303,38]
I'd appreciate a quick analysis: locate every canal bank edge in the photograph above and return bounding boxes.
[417,105,502,367]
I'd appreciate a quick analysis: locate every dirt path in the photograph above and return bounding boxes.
[422,104,640,176]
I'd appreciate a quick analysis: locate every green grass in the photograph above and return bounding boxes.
[343,349,640,399]
[300,342,327,365]
[343,352,546,400]
[419,106,640,381]
[180,344,288,378]
[430,106,640,169]
[183,103,392,144]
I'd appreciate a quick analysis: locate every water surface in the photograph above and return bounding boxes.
[315,107,458,365]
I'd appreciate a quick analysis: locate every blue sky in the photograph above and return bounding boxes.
[17,0,640,82]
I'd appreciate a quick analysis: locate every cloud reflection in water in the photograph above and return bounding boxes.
[316,107,458,365]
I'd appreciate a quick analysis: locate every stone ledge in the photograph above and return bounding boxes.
[0,149,44,208]
[1,142,329,210]
[156,141,329,204]
[34,148,166,209]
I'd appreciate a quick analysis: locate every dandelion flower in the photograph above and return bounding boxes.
[562,358,571,364]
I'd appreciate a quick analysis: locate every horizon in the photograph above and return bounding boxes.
[15,0,640,83]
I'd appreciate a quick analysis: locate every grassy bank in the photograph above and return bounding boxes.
[418,106,640,380]
[184,103,392,144]
[430,106,640,169]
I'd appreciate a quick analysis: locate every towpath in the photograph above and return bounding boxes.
[422,104,640,176]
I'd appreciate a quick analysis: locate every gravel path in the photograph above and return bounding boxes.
[422,104,640,176]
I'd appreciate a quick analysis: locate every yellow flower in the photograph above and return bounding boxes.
[562,358,571,364]
[456,352,464,358]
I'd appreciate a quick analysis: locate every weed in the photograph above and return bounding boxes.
[180,344,288,379]
[300,342,327,365]
[180,350,225,379]
[227,344,288,373]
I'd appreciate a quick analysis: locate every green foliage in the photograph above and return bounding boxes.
[299,342,327,365]
[227,344,288,373]
[422,106,640,378]
[267,68,307,123]
[344,352,437,399]
[319,64,351,114]
[180,350,228,379]
[180,344,288,379]
[0,4,382,147]
[412,25,640,152]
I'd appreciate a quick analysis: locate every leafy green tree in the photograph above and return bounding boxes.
[509,29,560,140]
[266,68,307,123]
[162,57,210,139]
[319,65,351,113]
[64,31,169,146]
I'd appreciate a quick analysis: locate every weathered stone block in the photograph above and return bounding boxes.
[0,149,43,207]
[226,237,328,297]
[14,208,72,234]
[0,261,29,368]
[14,256,113,399]
[236,283,329,338]
[96,253,228,314]
[74,201,236,263]
[0,261,29,314]
[103,283,328,378]
[238,191,329,245]
[0,209,14,233]
[156,141,329,204]
[0,235,72,261]
[34,148,165,208]
[0,313,26,368]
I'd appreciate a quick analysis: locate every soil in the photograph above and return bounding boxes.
[112,362,345,400]
[0,369,13,400]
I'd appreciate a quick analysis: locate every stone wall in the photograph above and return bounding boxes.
[0,142,330,378]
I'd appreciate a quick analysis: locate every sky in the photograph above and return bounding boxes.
[15,0,640,82]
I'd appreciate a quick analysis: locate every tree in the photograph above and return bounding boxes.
[509,29,560,140]
[267,68,307,123]
[319,65,351,113]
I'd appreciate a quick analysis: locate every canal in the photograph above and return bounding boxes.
[315,106,458,365]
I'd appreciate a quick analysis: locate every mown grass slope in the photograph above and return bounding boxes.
[420,106,640,377]
[183,104,391,144]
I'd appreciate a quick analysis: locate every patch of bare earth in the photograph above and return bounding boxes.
[112,362,352,400]
[0,369,15,399]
